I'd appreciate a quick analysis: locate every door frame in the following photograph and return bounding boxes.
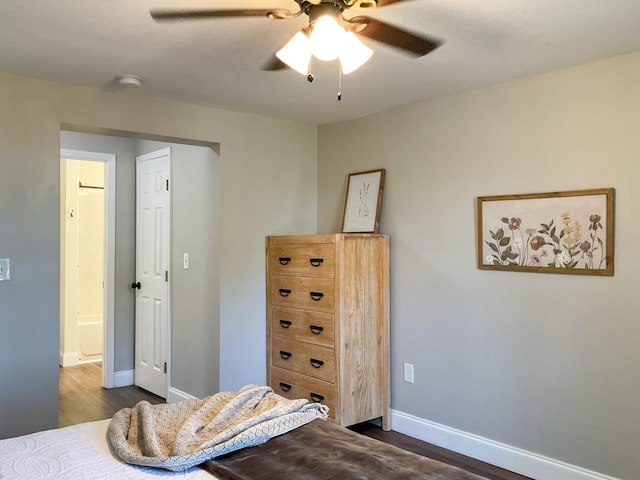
[60,148,116,388]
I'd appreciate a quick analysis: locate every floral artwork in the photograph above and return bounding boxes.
[477,189,614,276]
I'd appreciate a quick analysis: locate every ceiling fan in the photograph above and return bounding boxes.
[150,0,442,80]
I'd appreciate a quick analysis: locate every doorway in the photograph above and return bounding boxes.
[59,149,116,388]
[59,129,222,405]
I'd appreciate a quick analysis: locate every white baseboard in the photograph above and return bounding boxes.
[59,351,79,367]
[78,357,102,365]
[167,387,198,404]
[391,410,621,480]
[113,370,134,388]
[111,373,197,404]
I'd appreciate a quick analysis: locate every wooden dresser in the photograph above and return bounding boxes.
[266,234,390,430]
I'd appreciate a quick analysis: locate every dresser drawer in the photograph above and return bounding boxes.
[270,306,334,348]
[270,367,336,419]
[269,276,334,312]
[272,337,335,383]
[268,244,335,278]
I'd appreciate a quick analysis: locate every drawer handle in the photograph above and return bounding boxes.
[309,325,324,335]
[309,258,324,267]
[279,350,292,360]
[278,257,291,265]
[279,382,292,392]
[279,289,291,297]
[309,291,324,301]
[310,392,324,403]
[310,358,324,368]
[279,320,292,328]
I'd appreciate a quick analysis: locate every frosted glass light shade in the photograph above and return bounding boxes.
[277,18,373,77]
[339,32,373,74]
[276,31,312,75]
[309,15,346,61]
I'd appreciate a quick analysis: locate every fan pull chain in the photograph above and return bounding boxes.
[337,63,343,101]
[307,58,314,83]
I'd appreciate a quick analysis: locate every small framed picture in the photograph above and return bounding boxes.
[342,169,385,233]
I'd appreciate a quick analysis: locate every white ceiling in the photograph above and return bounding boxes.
[2,0,640,125]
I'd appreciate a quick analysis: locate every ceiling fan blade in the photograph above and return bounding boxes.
[346,16,442,57]
[150,8,292,22]
[375,0,415,6]
[352,0,414,8]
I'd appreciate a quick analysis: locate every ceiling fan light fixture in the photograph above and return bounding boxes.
[150,1,444,85]
[309,15,346,61]
[339,31,373,74]
[276,31,313,75]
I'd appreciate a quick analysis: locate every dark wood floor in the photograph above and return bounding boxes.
[59,362,163,428]
[352,423,532,480]
[59,364,532,480]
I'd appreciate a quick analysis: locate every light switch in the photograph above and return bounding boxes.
[403,363,414,384]
[183,253,190,270]
[0,258,10,281]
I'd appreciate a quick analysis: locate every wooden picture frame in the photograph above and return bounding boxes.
[477,188,614,275]
[342,169,385,233]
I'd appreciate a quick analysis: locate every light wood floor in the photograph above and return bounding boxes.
[59,363,532,480]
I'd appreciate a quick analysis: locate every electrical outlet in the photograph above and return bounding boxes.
[0,258,10,281]
[403,363,414,384]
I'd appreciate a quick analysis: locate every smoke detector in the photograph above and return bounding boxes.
[116,74,142,87]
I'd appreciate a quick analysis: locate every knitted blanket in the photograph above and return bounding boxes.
[107,384,328,471]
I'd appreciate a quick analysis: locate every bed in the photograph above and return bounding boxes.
[0,419,215,480]
[0,385,489,480]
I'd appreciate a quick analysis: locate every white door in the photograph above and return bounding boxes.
[134,147,171,398]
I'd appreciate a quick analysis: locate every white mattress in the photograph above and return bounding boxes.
[0,420,217,480]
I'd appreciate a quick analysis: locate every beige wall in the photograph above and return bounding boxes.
[0,73,318,438]
[318,51,640,480]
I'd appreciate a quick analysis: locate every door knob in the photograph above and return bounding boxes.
[131,281,141,289]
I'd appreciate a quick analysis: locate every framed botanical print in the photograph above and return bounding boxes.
[342,169,385,233]
[477,188,614,275]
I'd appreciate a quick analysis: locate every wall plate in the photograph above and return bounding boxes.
[0,258,10,281]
